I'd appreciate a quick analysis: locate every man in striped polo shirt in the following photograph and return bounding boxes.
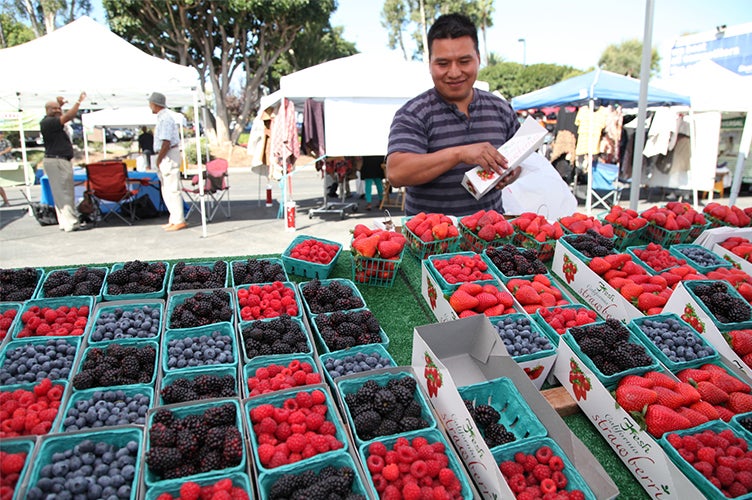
[386,13,521,216]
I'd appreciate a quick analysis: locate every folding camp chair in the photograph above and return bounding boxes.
[590,161,624,212]
[182,158,230,222]
[84,160,140,225]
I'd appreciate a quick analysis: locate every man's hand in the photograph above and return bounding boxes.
[56,96,67,106]
[78,92,87,104]
[460,142,509,176]
[495,166,521,190]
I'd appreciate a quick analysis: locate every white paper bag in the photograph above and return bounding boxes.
[502,152,578,219]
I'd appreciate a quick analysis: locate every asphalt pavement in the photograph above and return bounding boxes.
[1,165,750,269]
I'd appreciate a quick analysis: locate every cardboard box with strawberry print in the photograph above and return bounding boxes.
[412,315,618,499]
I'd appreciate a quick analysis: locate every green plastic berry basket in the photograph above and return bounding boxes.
[87,299,164,344]
[625,244,683,275]
[57,384,154,433]
[37,266,109,302]
[668,244,733,274]
[157,364,239,406]
[596,215,647,251]
[685,221,710,243]
[561,324,661,390]
[336,369,437,447]
[167,260,229,292]
[730,411,752,442]
[10,295,94,340]
[557,234,606,264]
[103,261,170,301]
[165,288,234,330]
[257,450,368,500]
[242,353,320,399]
[358,427,474,499]
[0,335,82,386]
[424,251,499,294]
[480,246,549,282]
[229,257,288,287]
[658,420,752,500]
[683,280,752,330]
[512,229,556,263]
[298,278,366,317]
[0,380,68,439]
[351,247,405,287]
[400,216,461,260]
[0,437,35,500]
[244,385,349,476]
[492,436,597,500]
[310,307,390,354]
[532,304,599,346]
[319,343,395,390]
[281,235,343,279]
[458,376,547,452]
[161,322,237,376]
[234,281,303,323]
[144,471,254,500]
[627,313,719,373]
[642,222,690,248]
[2,267,44,302]
[458,221,514,253]
[144,398,246,487]
[73,338,159,391]
[487,313,557,364]
[0,302,22,343]
[238,315,314,364]
[25,426,144,500]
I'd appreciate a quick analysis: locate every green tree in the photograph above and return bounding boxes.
[480,62,579,100]
[8,0,91,36]
[0,11,35,47]
[103,0,336,144]
[598,39,660,77]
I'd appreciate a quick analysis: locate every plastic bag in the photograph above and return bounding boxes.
[502,152,578,219]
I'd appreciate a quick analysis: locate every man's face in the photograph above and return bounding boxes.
[45,102,62,117]
[149,102,159,114]
[429,35,480,105]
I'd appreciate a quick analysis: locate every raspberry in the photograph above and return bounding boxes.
[728,482,749,498]
[369,441,388,457]
[311,389,326,405]
[737,470,752,489]
[552,470,568,489]
[33,378,52,397]
[410,460,428,478]
[367,454,385,474]
[568,491,586,500]
[305,412,324,432]
[425,459,442,478]
[268,451,288,469]
[318,420,336,435]
[0,452,25,474]
[382,463,400,481]
[540,478,557,495]
[499,460,525,478]
[398,445,418,463]
[295,390,313,408]
[310,434,330,453]
[717,465,737,487]
[249,404,275,423]
[532,464,552,481]
[697,447,717,466]
[286,433,306,453]
[273,407,290,423]
[411,436,429,450]
[179,481,201,500]
[693,460,714,478]
[535,445,553,464]
[213,478,233,492]
[257,444,275,466]
[212,491,231,500]
[402,481,422,500]
[548,455,564,471]
[507,473,527,493]
[304,373,321,385]
[438,468,456,487]
[274,422,292,442]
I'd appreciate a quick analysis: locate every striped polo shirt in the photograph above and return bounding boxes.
[387,88,520,216]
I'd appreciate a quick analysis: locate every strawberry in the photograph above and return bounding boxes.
[432,222,449,240]
[514,285,541,305]
[676,407,710,427]
[352,235,379,258]
[654,386,685,409]
[448,290,479,313]
[636,292,667,312]
[645,404,692,438]
[588,257,611,275]
[696,381,730,405]
[377,239,403,259]
[615,384,657,412]
[352,224,373,239]
[676,367,712,384]
[619,374,654,388]
[728,330,752,357]
[477,224,497,242]
[643,371,678,390]
[728,392,752,414]
[474,292,498,311]
[709,370,751,394]
[689,401,721,421]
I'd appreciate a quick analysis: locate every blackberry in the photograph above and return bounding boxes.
[72,370,95,390]
[222,427,243,466]
[463,399,476,416]
[373,389,398,416]
[376,418,400,437]
[204,403,236,427]
[180,414,208,436]
[161,384,198,405]
[390,384,414,406]
[270,473,304,498]
[599,359,621,376]
[204,426,227,449]
[149,423,177,447]
[152,409,175,426]
[473,404,500,428]
[146,447,182,473]
[578,337,605,357]
[198,450,222,472]
[353,410,381,438]
[403,400,423,418]
[400,416,429,432]
[176,430,199,456]
[727,299,752,323]
[164,463,196,479]
[485,422,516,447]
[355,380,380,406]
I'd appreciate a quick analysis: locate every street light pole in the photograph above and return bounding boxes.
[518,38,526,66]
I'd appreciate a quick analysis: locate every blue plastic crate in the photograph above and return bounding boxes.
[103,261,170,301]
[0,336,81,386]
[0,437,35,500]
[144,471,253,500]
[358,427,474,499]
[87,300,164,344]
[165,288,234,330]
[73,339,159,391]
[25,426,143,500]
[10,296,94,340]
[0,302,21,343]
[238,315,314,363]
[167,260,229,292]
[336,370,436,446]
[319,343,395,389]
[234,281,303,322]
[628,313,719,372]
[245,386,349,475]
[0,380,68,438]
[157,364,239,406]
[658,420,752,500]
[486,314,557,364]
[0,267,44,302]
[37,266,108,301]
[257,450,367,500]
[311,307,390,354]
[684,280,752,330]
[424,251,498,293]
[400,216,461,260]
[58,385,154,433]
[144,398,246,487]
[298,278,366,317]
[281,235,342,279]
[242,353,321,399]
[161,322,237,375]
[669,244,733,274]
[230,257,288,287]
[492,436,597,500]
[458,377,547,451]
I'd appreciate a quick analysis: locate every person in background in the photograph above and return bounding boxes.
[386,13,520,216]
[40,92,88,231]
[360,156,385,210]
[138,126,154,169]
[148,92,187,231]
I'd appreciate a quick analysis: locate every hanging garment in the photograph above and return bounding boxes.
[599,105,623,165]
[247,113,267,167]
[303,98,325,159]
[643,108,681,158]
[270,98,300,181]
[574,106,608,156]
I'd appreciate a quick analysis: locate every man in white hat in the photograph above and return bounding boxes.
[149,91,187,231]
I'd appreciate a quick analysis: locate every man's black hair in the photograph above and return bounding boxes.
[427,13,479,57]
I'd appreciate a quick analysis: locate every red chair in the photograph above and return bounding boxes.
[84,160,140,225]
[182,158,230,221]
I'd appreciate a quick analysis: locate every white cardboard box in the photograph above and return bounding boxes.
[412,314,619,499]
[551,241,644,322]
[712,242,752,276]
[461,116,548,200]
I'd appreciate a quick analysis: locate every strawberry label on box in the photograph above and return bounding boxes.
[713,243,752,276]
[553,340,709,499]
[461,116,547,200]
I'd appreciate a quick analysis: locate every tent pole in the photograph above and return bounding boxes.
[193,89,207,238]
[103,128,108,159]
[585,99,595,215]
[16,107,32,212]
[729,112,752,206]
[83,124,89,164]
[687,109,700,209]
[629,0,655,211]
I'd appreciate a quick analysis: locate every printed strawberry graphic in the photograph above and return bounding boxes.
[568,357,591,401]
[423,351,442,397]
[562,255,577,283]
[476,169,495,181]
[524,365,544,380]
[427,279,437,309]
[681,303,705,333]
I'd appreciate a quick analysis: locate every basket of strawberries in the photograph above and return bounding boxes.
[350,224,407,287]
